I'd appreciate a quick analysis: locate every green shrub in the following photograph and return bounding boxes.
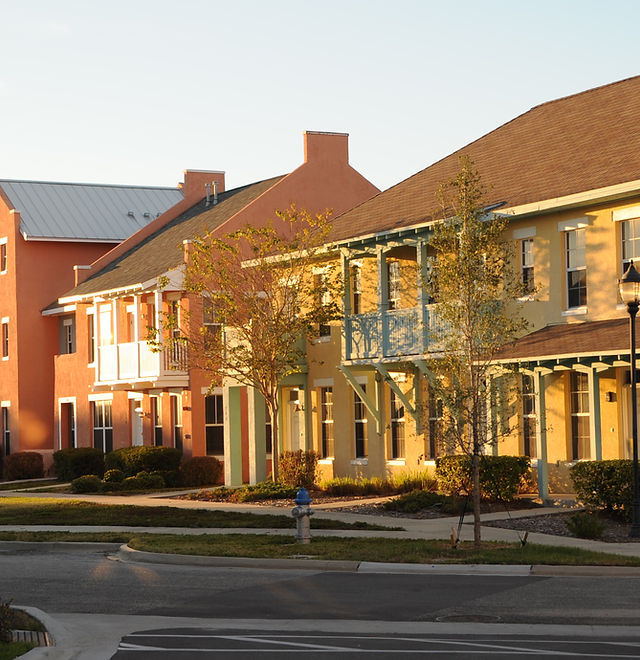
[53,447,104,481]
[152,469,181,488]
[4,452,44,480]
[436,455,530,502]
[231,481,298,502]
[278,450,318,489]
[383,490,470,515]
[390,471,438,493]
[180,456,223,487]
[120,470,166,491]
[71,474,102,493]
[566,511,606,539]
[570,460,633,514]
[320,476,397,497]
[103,469,124,483]
[105,446,182,476]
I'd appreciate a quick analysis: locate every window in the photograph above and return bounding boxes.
[168,301,184,366]
[87,313,95,363]
[0,240,6,274]
[203,297,223,348]
[570,372,590,460]
[151,396,163,446]
[1,406,9,456]
[389,389,405,459]
[351,265,362,314]
[521,238,534,294]
[320,387,334,458]
[521,375,536,458]
[427,391,442,460]
[354,386,367,458]
[205,394,224,456]
[171,394,183,451]
[59,316,76,354]
[621,217,640,274]
[92,400,113,453]
[265,403,273,455]
[388,261,400,310]
[566,229,586,308]
[314,272,331,337]
[1,320,8,359]
[60,402,76,449]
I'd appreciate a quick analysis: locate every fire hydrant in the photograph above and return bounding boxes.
[291,487,314,544]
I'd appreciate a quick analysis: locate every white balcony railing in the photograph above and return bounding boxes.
[96,340,188,384]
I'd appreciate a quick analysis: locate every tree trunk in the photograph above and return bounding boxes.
[472,440,482,549]
[270,401,279,483]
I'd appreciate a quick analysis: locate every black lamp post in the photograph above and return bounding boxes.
[619,261,640,537]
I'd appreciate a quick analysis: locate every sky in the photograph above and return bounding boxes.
[1,0,639,193]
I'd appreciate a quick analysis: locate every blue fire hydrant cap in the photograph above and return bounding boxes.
[295,487,312,505]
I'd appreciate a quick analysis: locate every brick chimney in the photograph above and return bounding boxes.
[179,170,226,203]
[303,131,349,165]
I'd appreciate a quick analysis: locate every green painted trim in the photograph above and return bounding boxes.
[337,365,382,433]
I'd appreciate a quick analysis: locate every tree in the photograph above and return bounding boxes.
[426,157,528,547]
[175,204,341,482]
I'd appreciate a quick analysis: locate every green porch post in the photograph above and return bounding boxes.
[534,370,549,500]
[223,385,243,487]
[586,366,603,461]
[247,387,267,485]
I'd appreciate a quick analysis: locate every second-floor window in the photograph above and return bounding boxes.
[88,313,95,364]
[59,317,76,354]
[521,238,534,294]
[314,272,331,337]
[388,261,400,310]
[0,240,7,274]
[621,217,640,274]
[565,228,586,308]
[351,265,362,314]
[1,320,8,359]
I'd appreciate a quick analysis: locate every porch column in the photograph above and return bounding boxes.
[377,247,389,356]
[341,249,352,361]
[416,241,429,351]
[247,387,267,485]
[534,370,549,500]
[223,385,243,487]
[586,366,603,461]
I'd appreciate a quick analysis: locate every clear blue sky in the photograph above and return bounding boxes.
[1,0,638,192]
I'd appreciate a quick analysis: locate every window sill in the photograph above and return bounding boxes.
[350,458,368,466]
[386,459,406,466]
[318,458,335,464]
[311,335,331,344]
[562,306,587,317]
[1,357,7,362]
[517,295,535,303]
[423,459,437,467]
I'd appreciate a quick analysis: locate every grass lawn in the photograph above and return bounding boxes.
[0,480,61,492]
[0,530,638,566]
[0,642,36,660]
[0,497,399,531]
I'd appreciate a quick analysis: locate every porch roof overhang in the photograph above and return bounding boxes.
[494,317,635,372]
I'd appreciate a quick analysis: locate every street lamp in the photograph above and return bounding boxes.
[619,261,640,537]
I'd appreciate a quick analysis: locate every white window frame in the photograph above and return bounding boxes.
[1,402,10,456]
[1,317,8,360]
[564,228,587,310]
[0,238,7,274]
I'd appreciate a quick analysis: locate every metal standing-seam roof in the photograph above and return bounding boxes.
[0,179,184,241]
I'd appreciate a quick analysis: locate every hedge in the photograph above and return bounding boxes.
[53,447,104,481]
[436,454,530,502]
[180,456,223,487]
[570,460,633,514]
[104,446,181,476]
[278,450,318,489]
[4,452,44,480]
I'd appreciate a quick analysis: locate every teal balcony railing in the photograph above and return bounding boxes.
[345,305,446,360]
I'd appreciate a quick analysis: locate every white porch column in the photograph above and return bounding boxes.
[223,385,243,487]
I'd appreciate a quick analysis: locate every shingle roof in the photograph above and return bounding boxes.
[496,318,630,362]
[330,76,640,242]
[0,179,183,241]
[64,176,285,298]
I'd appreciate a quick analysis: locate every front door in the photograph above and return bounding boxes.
[130,399,144,446]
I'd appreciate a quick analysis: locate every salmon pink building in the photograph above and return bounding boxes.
[0,179,184,467]
[51,131,378,483]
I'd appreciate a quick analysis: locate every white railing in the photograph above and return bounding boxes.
[97,340,187,383]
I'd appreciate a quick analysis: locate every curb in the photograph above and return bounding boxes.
[117,544,360,572]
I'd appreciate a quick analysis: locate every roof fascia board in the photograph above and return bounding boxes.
[495,348,630,365]
[59,283,145,305]
[21,233,119,244]
[499,179,640,218]
[41,304,77,317]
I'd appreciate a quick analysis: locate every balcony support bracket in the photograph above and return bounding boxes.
[337,365,383,434]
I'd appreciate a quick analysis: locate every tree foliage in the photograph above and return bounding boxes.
[177,204,341,480]
[426,156,528,546]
